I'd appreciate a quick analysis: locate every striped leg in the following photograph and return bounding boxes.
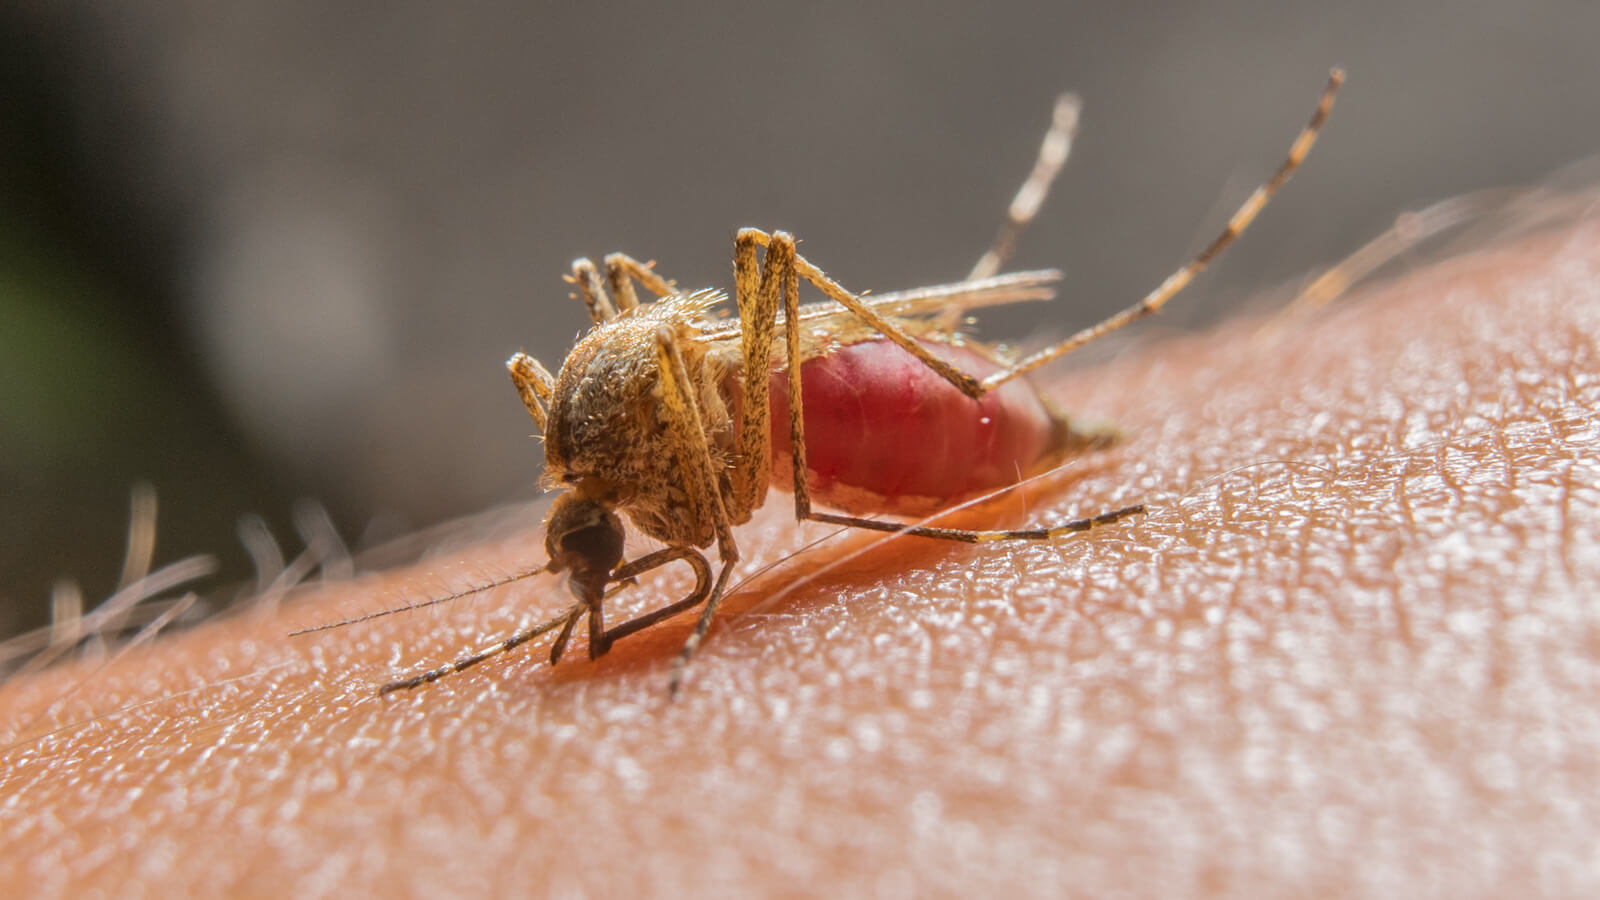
[803,503,1145,545]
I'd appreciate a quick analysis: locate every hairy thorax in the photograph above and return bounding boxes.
[541,295,737,548]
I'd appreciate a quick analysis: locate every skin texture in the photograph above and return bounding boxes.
[3,208,1599,897]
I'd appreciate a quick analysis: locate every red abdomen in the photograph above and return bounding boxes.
[769,339,1064,516]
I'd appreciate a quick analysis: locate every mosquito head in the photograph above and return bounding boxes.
[544,492,626,604]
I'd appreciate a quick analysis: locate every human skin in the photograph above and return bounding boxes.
[2,207,1599,897]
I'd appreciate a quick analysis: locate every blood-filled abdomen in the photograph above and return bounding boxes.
[769,338,1066,516]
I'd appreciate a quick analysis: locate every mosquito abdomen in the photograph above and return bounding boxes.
[769,338,1065,516]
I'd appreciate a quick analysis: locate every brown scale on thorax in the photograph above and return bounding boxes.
[542,291,743,550]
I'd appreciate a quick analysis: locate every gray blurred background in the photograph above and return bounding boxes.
[2,1,1597,639]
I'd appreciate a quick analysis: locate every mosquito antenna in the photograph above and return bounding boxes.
[287,564,552,636]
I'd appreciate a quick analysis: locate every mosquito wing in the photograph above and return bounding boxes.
[697,269,1061,343]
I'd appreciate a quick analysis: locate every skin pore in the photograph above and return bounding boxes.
[2,206,1598,896]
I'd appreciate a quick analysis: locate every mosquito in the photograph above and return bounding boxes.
[377,69,1345,696]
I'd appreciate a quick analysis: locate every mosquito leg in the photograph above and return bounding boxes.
[652,327,742,694]
[634,231,802,696]
[938,92,1080,331]
[593,547,713,649]
[603,252,679,313]
[652,329,737,555]
[729,229,826,528]
[739,228,991,400]
[805,503,1144,544]
[649,325,742,688]
[751,229,999,531]
[667,554,740,697]
[724,229,788,523]
[966,93,1082,282]
[373,551,692,693]
[378,604,581,694]
[565,547,706,663]
[548,606,583,665]
[980,68,1345,391]
[569,257,619,323]
[562,549,714,662]
[755,232,819,522]
[506,352,556,431]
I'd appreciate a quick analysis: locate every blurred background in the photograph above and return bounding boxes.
[2,1,1598,640]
